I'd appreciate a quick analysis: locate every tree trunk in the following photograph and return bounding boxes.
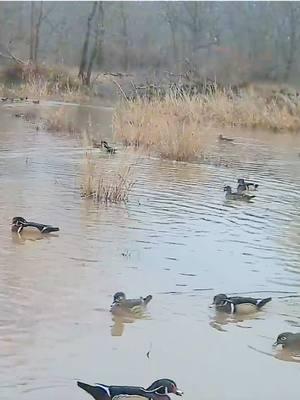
[29,1,35,61]
[78,1,97,82]
[120,3,129,71]
[285,7,297,81]
[86,2,104,85]
[33,1,43,63]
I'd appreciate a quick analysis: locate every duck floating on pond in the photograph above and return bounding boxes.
[224,185,255,201]
[212,293,272,314]
[77,379,183,400]
[237,178,258,193]
[218,134,234,142]
[273,332,300,350]
[110,291,152,316]
[11,217,59,234]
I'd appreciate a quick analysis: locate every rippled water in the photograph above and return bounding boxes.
[0,102,300,400]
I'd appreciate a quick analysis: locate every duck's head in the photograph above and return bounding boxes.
[212,293,228,306]
[147,379,183,397]
[273,332,293,347]
[12,217,27,227]
[237,178,245,184]
[100,140,108,147]
[113,292,126,303]
[223,185,231,193]
[218,134,223,139]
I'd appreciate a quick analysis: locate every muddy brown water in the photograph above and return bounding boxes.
[0,101,300,400]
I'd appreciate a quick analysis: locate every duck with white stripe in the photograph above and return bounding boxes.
[77,379,183,400]
[11,216,59,234]
[212,293,272,314]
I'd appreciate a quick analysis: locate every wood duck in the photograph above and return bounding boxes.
[11,217,59,234]
[101,140,116,154]
[273,332,300,350]
[77,379,183,400]
[110,291,152,316]
[218,134,234,142]
[237,178,258,193]
[212,293,272,314]
[224,185,255,201]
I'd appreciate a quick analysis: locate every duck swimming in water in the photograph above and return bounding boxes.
[273,332,300,350]
[101,140,116,154]
[77,379,183,400]
[110,291,152,316]
[212,293,272,314]
[218,134,234,142]
[237,178,258,193]
[11,217,59,234]
[224,185,255,201]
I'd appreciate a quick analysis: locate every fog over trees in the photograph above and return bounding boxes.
[0,1,299,83]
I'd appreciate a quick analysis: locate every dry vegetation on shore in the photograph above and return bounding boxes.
[114,88,300,161]
[0,64,90,102]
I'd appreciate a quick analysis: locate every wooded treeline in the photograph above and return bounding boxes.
[0,1,300,83]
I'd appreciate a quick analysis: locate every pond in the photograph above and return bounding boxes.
[0,101,300,400]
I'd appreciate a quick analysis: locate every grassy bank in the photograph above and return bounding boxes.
[0,63,90,102]
[114,88,300,161]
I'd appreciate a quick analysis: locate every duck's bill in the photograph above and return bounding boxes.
[175,390,183,396]
[209,303,214,308]
[272,341,279,347]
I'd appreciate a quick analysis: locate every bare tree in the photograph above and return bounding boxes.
[33,1,43,63]
[179,2,220,54]
[86,2,104,85]
[29,1,35,61]
[119,2,129,71]
[78,1,97,82]
[284,3,300,80]
[162,3,179,64]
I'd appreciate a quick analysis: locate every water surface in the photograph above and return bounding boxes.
[0,102,300,400]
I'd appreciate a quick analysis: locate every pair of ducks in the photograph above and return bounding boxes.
[224,178,258,202]
[80,294,182,400]
[213,293,299,350]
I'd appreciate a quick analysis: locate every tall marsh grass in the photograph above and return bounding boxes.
[114,90,300,161]
[0,64,88,101]
[81,152,135,203]
[43,107,80,134]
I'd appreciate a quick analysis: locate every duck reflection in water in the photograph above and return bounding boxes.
[110,292,152,336]
[209,311,262,331]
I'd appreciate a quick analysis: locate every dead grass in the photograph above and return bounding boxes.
[81,151,135,203]
[0,63,90,102]
[114,89,300,161]
[114,95,207,162]
[42,107,81,134]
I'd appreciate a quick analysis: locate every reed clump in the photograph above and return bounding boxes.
[81,152,135,203]
[114,94,206,162]
[43,107,80,134]
[114,89,300,161]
